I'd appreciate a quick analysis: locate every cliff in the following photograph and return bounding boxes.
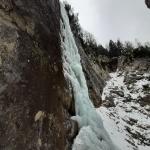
[0,0,74,149]
[0,0,108,149]
[0,0,149,150]
[75,37,108,107]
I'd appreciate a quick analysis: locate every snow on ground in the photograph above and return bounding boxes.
[98,71,150,150]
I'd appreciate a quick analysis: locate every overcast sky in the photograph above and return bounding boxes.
[63,0,150,46]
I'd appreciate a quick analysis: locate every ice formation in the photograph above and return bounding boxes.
[60,3,119,150]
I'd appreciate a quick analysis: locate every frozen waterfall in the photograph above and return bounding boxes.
[60,3,119,150]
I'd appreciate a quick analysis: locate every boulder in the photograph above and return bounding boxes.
[111,90,124,97]
[139,95,150,106]
[102,95,116,107]
[102,100,116,107]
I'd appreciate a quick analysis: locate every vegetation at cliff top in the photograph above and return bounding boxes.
[64,2,150,59]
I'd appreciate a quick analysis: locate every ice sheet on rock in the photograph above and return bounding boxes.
[60,3,119,150]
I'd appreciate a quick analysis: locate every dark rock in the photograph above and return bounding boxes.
[111,90,124,97]
[123,95,132,102]
[0,0,13,11]
[139,95,150,106]
[102,95,116,107]
[0,0,73,149]
[145,0,150,8]
[108,57,118,72]
[69,120,78,141]
[143,84,150,91]
[74,38,107,107]
[102,100,116,107]
[123,118,137,126]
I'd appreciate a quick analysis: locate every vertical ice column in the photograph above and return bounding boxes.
[60,3,119,150]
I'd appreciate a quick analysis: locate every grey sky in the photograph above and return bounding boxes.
[64,0,150,46]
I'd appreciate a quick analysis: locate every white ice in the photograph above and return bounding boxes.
[60,3,119,150]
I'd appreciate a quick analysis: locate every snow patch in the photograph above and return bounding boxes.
[99,71,150,150]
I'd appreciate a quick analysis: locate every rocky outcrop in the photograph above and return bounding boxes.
[99,67,150,149]
[0,0,74,149]
[74,38,108,107]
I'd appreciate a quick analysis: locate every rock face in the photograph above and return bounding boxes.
[0,0,73,149]
[77,40,107,107]
[99,57,150,150]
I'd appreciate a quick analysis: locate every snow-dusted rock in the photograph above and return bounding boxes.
[98,66,150,150]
